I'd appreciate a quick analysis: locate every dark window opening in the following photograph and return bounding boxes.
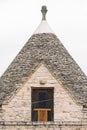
[38,91,47,108]
[31,88,54,122]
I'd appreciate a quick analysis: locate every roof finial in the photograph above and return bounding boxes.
[41,5,48,20]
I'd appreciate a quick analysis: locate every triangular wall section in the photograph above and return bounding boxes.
[1,64,82,121]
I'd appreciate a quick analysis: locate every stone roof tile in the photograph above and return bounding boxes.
[0,33,87,106]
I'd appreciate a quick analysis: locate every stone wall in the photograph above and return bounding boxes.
[0,64,83,122]
[0,122,87,130]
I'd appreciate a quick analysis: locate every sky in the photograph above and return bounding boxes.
[0,0,87,76]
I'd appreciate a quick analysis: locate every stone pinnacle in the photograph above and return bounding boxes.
[41,5,48,20]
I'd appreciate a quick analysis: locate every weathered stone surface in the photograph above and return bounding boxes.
[0,121,87,130]
[0,65,82,122]
[0,33,87,106]
[0,33,87,129]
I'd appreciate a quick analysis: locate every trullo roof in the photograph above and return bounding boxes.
[0,6,87,106]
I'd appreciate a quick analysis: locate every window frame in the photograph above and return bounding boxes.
[31,87,54,122]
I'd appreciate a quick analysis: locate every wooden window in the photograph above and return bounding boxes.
[31,88,54,122]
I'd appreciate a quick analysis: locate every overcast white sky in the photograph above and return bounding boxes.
[0,0,87,76]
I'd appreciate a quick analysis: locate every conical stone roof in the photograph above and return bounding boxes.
[0,6,87,106]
